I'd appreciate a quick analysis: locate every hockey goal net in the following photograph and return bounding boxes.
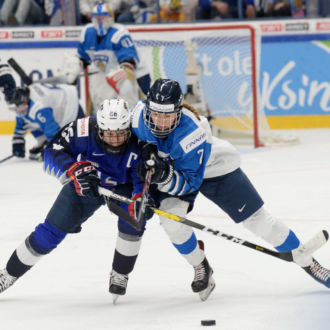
[130,24,298,147]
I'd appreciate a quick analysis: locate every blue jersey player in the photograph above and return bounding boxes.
[0,98,150,297]
[60,2,150,113]
[133,78,330,299]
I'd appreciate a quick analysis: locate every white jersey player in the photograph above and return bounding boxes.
[59,2,151,113]
[11,83,84,160]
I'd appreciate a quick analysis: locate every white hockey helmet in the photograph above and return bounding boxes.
[96,98,131,154]
[91,3,114,37]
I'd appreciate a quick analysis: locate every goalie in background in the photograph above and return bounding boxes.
[1,68,84,161]
[59,2,151,114]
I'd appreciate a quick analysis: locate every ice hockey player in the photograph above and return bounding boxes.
[0,98,151,300]
[131,78,330,298]
[9,82,84,161]
[59,2,151,113]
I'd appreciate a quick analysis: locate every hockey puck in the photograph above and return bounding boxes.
[201,320,216,326]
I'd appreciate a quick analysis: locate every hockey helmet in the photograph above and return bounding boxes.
[91,3,114,37]
[96,98,131,154]
[0,64,16,103]
[11,87,30,117]
[144,78,183,138]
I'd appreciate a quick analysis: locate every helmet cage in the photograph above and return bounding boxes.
[11,87,29,117]
[144,100,182,138]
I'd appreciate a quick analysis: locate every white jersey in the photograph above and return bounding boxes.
[29,83,79,128]
[204,136,241,179]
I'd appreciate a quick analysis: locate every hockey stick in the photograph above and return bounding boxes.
[0,154,14,164]
[98,187,329,262]
[8,58,32,85]
[104,197,142,231]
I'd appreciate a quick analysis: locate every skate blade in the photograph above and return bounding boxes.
[199,276,216,302]
[112,294,120,305]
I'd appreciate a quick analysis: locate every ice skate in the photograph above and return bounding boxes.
[0,269,17,293]
[303,259,330,288]
[191,241,215,301]
[109,270,128,304]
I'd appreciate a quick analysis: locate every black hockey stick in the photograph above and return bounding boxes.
[8,58,32,85]
[136,168,153,224]
[0,154,14,164]
[98,187,329,263]
[103,197,142,231]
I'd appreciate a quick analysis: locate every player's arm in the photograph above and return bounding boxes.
[43,121,78,183]
[12,117,29,158]
[34,107,61,141]
[107,31,150,95]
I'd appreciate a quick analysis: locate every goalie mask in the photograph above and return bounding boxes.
[11,87,30,117]
[144,78,183,138]
[96,98,131,154]
[91,3,114,37]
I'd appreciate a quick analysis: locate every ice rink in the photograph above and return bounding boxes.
[1,131,330,330]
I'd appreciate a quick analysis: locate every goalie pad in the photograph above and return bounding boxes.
[105,64,135,94]
[59,53,83,84]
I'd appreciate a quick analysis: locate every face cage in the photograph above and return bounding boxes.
[143,107,182,138]
[96,128,131,155]
[92,15,112,37]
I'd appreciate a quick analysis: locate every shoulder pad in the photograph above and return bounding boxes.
[111,24,130,44]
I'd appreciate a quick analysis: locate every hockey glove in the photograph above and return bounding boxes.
[29,141,47,161]
[12,136,25,158]
[128,192,154,221]
[137,157,173,185]
[67,161,100,198]
[139,142,158,162]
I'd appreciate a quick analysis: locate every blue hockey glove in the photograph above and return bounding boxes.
[12,136,25,158]
[137,156,173,185]
[128,192,154,221]
[67,161,100,197]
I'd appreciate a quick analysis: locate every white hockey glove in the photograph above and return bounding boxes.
[105,63,135,94]
[59,53,83,84]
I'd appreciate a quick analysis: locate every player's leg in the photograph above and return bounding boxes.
[0,182,104,293]
[200,168,330,287]
[157,194,215,300]
[108,184,147,301]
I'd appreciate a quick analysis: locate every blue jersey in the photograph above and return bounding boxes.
[44,116,143,195]
[78,23,139,72]
[131,101,212,196]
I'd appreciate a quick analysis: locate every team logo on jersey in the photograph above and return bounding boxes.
[77,117,89,137]
[179,128,206,153]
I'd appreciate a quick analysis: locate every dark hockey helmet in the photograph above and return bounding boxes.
[144,78,183,138]
[0,64,16,103]
[11,87,30,117]
[95,98,131,154]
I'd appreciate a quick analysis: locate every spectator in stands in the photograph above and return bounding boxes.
[151,0,189,22]
[266,0,292,17]
[116,0,156,23]
[0,0,47,25]
[195,0,256,20]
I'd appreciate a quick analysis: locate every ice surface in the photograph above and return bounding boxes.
[0,131,330,330]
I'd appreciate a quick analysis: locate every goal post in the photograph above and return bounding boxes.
[129,23,298,147]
